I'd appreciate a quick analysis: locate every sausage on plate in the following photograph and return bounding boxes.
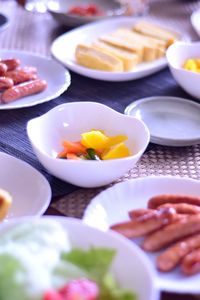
[1,79,47,103]
[0,58,20,71]
[142,215,200,252]
[110,207,176,238]
[5,70,37,84]
[181,248,200,275]
[0,77,14,90]
[148,194,200,209]
[157,233,200,271]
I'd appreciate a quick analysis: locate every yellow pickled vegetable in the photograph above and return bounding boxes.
[106,135,128,147]
[81,130,109,150]
[102,142,130,160]
[183,58,200,73]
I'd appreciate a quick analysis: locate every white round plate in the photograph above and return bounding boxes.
[51,17,183,82]
[0,49,71,109]
[191,9,200,38]
[0,216,159,300]
[83,176,200,294]
[0,152,51,218]
[0,13,9,32]
[125,96,200,146]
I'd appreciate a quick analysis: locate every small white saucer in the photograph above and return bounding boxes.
[125,96,200,147]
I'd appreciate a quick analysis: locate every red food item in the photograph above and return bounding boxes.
[59,279,99,300]
[1,79,47,103]
[43,279,99,300]
[43,290,63,300]
[68,4,103,17]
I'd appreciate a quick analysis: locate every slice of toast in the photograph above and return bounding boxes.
[133,21,177,47]
[75,44,124,72]
[0,189,12,221]
[93,40,139,71]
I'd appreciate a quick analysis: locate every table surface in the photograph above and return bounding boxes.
[1,0,200,299]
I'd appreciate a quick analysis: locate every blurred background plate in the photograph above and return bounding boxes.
[0,152,51,219]
[47,0,126,27]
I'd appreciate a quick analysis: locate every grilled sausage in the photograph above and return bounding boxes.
[18,66,37,74]
[181,248,200,275]
[0,58,20,71]
[158,203,200,215]
[5,70,37,84]
[0,63,8,76]
[128,208,155,219]
[148,194,200,209]
[0,77,14,90]
[142,215,200,252]
[1,79,47,103]
[110,207,176,238]
[157,234,200,272]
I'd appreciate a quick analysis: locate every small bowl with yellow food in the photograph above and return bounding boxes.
[166,41,200,99]
[27,102,150,188]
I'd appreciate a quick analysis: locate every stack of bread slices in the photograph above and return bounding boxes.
[75,21,177,72]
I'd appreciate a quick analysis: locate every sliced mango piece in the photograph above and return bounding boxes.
[106,135,128,148]
[81,130,109,150]
[102,142,130,160]
[195,58,200,68]
[183,59,198,72]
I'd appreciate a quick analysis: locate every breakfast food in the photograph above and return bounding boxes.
[133,21,177,47]
[110,194,200,276]
[0,58,21,70]
[181,248,200,275]
[0,57,47,104]
[148,194,200,209]
[183,58,200,73]
[67,4,104,17]
[58,129,130,160]
[0,77,14,90]
[75,44,123,72]
[92,40,139,71]
[75,21,178,72]
[2,79,48,103]
[0,219,136,300]
[157,234,200,272]
[0,188,12,221]
[111,207,176,238]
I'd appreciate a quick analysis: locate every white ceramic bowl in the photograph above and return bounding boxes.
[47,0,126,27]
[166,41,200,99]
[27,102,150,188]
[0,216,159,300]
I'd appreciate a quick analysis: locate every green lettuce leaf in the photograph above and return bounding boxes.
[62,248,137,300]
[61,247,115,281]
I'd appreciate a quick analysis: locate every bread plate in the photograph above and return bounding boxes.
[51,17,185,82]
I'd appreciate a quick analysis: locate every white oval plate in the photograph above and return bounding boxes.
[191,9,200,38]
[125,96,200,146]
[0,49,71,109]
[51,17,183,82]
[83,176,200,294]
[0,152,51,218]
